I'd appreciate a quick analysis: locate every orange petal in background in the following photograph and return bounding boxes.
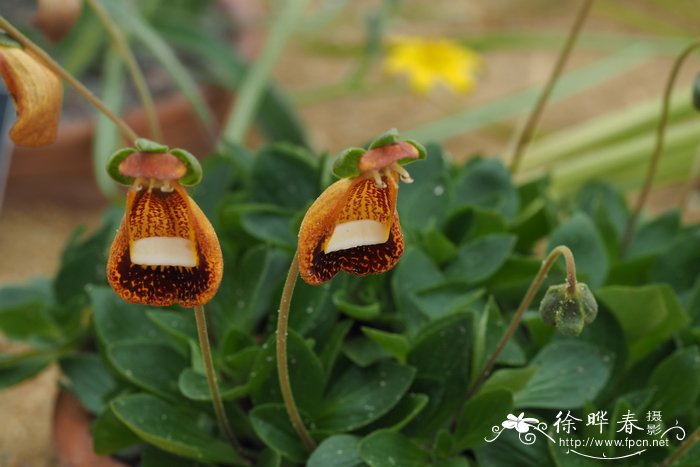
[298,174,404,285]
[0,46,62,147]
[107,183,223,307]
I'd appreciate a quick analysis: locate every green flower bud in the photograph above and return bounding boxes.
[538,283,598,336]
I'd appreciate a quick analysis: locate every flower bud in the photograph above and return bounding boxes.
[538,283,598,336]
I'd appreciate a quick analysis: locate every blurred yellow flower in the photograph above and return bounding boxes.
[384,37,481,95]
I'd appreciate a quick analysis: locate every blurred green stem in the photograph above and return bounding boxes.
[465,245,577,400]
[0,16,138,142]
[193,305,249,462]
[509,0,594,174]
[662,426,700,467]
[275,252,317,451]
[220,0,310,146]
[85,0,163,141]
[621,40,700,255]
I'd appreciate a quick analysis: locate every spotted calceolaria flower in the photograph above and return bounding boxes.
[106,139,223,307]
[298,129,425,285]
[0,33,62,146]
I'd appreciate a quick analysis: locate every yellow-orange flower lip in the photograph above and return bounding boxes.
[298,138,421,285]
[106,142,222,307]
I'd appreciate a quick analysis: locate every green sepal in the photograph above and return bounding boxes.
[539,282,598,336]
[106,147,137,186]
[134,138,168,153]
[401,139,427,165]
[0,34,22,49]
[332,147,365,179]
[368,128,399,149]
[170,148,202,186]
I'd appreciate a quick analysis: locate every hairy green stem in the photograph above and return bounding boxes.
[0,16,138,142]
[621,40,700,255]
[275,252,317,451]
[509,0,594,174]
[219,0,310,146]
[85,0,163,141]
[193,305,249,461]
[661,426,700,467]
[465,245,577,400]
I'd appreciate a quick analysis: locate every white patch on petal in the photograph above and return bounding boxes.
[131,237,196,267]
[324,220,389,253]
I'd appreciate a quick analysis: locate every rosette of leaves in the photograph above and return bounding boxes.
[0,140,698,466]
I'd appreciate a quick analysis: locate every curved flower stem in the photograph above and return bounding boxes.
[661,426,700,467]
[85,0,163,141]
[509,0,594,174]
[193,305,249,462]
[0,15,138,142]
[465,245,577,400]
[621,40,700,255]
[275,251,317,451]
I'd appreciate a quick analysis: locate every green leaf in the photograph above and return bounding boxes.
[107,342,188,399]
[444,206,508,246]
[411,285,483,322]
[0,356,52,390]
[416,223,458,265]
[391,247,445,334]
[333,290,381,321]
[60,354,116,414]
[92,407,142,455]
[0,280,60,343]
[220,246,289,332]
[307,435,364,467]
[406,313,472,434]
[248,331,325,416]
[650,229,700,294]
[363,393,429,433]
[359,430,429,467]
[479,367,537,395]
[146,310,198,345]
[249,403,308,463]
[627,210,680,259]
[514,340,613,409]
[178,368,248,401]
[89,286,172,347]
[288,280,336,337]
[250,144,319,210]
[54,202,115,308]
[397,145,451,235]
[316,360,415,432]
[452,158,519,221]
[319,320,353,375]
[111,393,246,465]
[445,234,516,285]
[472,297,525,383]
[362,327,409,364]
[454,389,514,451]
[343,336,390,368]
[596,284,690,364]
[547,212,608,289]
[575,182,629,257]
[648,346,700,418]
[141,445,212,467]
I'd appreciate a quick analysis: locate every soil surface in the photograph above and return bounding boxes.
[1,0,698,465]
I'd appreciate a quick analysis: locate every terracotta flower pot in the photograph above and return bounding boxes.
[52,391,128,467]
